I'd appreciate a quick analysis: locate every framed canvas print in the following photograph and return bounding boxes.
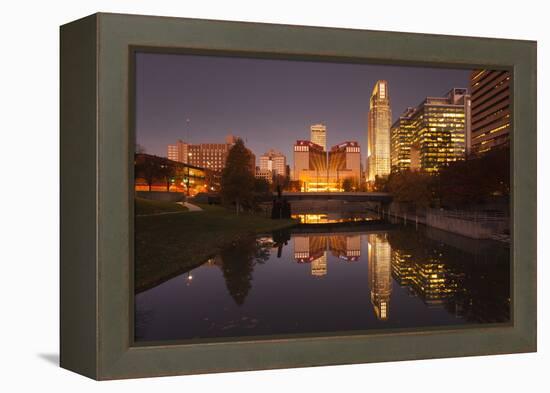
[60,13,537,380]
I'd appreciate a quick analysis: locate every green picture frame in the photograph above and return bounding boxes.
[60,12,536,380]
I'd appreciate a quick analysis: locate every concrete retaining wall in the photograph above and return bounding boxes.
[426,211,508,239]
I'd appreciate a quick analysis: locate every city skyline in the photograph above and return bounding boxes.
[135,52,471,166]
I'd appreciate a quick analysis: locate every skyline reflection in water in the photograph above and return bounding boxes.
[135,225,510,342]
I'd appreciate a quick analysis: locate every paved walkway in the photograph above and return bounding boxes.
[179,202,203,211]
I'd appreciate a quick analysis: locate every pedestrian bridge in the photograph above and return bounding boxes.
[276,192,392,203]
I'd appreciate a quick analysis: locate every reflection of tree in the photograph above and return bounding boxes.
[219,236,270,306]
[272,228,291,258]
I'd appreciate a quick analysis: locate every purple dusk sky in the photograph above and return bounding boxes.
[135,52,472,165]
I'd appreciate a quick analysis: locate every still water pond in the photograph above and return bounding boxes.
[135,223,510,342]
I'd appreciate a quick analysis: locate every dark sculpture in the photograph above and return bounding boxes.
[271,184,292,219]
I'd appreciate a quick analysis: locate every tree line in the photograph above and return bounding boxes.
[376,147,510,209]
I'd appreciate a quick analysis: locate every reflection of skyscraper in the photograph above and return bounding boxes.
[390,249,415,286]
[411,260,460,305]
[388,232,461,305]
[368,233,392,320]
[329,235,361,261]
[310,123,327,151]
[293,235,326,263]
[367,80,392,182]
[292,234,362,276]
[311,253,327,277]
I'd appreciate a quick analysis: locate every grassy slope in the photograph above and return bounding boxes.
[135,197,188,215]
[135,204,297,292]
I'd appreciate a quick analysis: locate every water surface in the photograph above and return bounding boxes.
[135,223,510,342]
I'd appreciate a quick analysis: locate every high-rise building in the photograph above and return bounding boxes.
[328,142,361,190]
[293,140,361,192]
[167,134,255,173]
[310,123,327,151]
[167,139,189,164]
[391,88,470,173]
[292,140,327,191]
[469,70,511,155]
[390,107,415,172]
[259,149,287,181]
[254,168,272,183]
[368,233,392,320]
[367,80,392,182]
[411,88,470,172]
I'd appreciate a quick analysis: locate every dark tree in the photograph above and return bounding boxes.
[135,154,162,191]
[253,178,270,195]
[386,169,434,208]
[342,177,360,192]
[436,147,510,208]
[220,139,255,214]
[158,163,176,191]
[373,175,389,192]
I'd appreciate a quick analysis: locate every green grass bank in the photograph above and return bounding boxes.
[135,204,297,293]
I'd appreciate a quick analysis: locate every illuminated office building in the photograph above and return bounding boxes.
[367,80,392,182]
[390,107,415,172]
[367,234,392,320]
[328,142,361,190]
[254,168,273,183]
[310,123,327,151]
[167,139,189,164]
[259,149,287,182]
[293,140,361,192]
[134,153,209,195]
[168,135,255,173]
[293,140,327,191]
[469,70,511,155]
[393,88,470,173]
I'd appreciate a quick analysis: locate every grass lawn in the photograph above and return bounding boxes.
[135,197,188,215]
[135,204,297,292]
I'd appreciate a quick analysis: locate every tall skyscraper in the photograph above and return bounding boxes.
[367,80,392,182]
[469,70,511,155]
[310,123,327,151]
[391,88,470,173]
